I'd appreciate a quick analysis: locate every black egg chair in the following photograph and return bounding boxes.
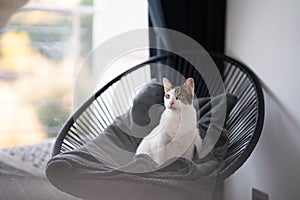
[47,52,264,200]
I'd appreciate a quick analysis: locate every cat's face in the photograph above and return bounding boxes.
[163,77,194,111]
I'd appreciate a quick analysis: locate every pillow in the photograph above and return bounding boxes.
[196,93,237,157]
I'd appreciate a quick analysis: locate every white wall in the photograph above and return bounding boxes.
[223,89,300,200]
[226,0,300,124]
[93,0,148,48]
[225,0,300,199]
[91,0,149,90]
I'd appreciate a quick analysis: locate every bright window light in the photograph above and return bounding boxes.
[0,0,93,148]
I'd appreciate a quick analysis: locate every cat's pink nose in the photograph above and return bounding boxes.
[170,101,175,106]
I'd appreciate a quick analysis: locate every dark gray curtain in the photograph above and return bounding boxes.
[148,0,227,56]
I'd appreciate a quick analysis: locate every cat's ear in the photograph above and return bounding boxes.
[183,78,194,94]
[163,77,172,92]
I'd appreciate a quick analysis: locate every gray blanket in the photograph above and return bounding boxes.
[46,83,237,200]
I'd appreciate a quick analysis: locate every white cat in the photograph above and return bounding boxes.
[136,77,202,165]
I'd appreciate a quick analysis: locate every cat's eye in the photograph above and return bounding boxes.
[165,94,170,99]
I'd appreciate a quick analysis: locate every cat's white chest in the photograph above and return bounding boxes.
[136,106,202,164]
[161,112,181,133]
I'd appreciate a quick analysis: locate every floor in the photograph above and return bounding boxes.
[0,173,80,200]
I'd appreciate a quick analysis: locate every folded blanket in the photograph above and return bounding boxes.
[46,82,237,200]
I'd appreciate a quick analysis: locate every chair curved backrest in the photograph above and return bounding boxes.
[211,53,264,182]
[52,52,264,183]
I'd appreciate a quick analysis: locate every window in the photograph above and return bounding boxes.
[0,0,148,149]
[0,0,93,148]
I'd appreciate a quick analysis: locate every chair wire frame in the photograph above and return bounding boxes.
[52,52,264,183]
